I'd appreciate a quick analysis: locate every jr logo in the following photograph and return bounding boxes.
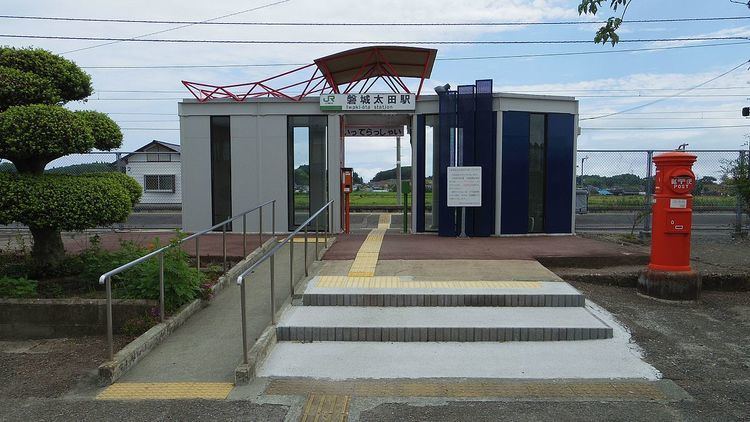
[321,95,336,104]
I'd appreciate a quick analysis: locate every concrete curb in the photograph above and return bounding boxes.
[234,325,277,385]
[97,237,278,386]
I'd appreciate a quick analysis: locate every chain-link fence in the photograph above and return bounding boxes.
[1,149,747,232]
[577,149,749,233]
[578,150,746,211]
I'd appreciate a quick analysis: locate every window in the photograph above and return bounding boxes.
[146,145,174,162]
[144,175,176,192]
[210,116,232,229]
[528,114,547,233]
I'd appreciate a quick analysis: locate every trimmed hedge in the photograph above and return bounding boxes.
[0,46,92,105]
[0,66,61,111]
[0,173,141,230]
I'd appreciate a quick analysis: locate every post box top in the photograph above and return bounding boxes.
[653,151,697,164]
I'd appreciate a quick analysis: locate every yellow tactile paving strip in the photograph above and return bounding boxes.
[316,276,541,290]
[267,379,668,400]
[348,223,388,277]
[300,393,350,422]
[377,213,392,229]
[96,382,233,400]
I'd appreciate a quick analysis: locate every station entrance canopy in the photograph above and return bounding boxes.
[182,46,438,102]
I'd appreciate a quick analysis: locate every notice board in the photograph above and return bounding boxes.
[447,166,482,207]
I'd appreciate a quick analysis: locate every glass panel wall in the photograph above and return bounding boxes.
[528,114,547,233]
[288,116,328,230]
[424,115,440,231]
[210,116,232,230]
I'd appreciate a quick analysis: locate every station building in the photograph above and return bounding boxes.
[178,46,579,236]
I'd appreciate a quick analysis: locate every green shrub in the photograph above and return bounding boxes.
[82,235,204,312]
[0,276,38,298]
[0,173,138,230]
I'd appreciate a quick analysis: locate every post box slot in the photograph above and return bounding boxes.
[665,212,691,234]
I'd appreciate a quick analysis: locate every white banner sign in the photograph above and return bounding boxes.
[320,93,415,111]
[447,166,482,207]
[344,126,404,137]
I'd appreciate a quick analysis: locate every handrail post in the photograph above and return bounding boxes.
[240,279,249,364]
[304,225,308,276]
[270,255,276,324]
[242,214,247,257]
[272,200,276,238]
[159,252,165,323]
[222,223,227,273]
[315,217,319,260]
[289,237,295,296]
[195,237,200,270]
[259,207,263,248]
[105,276,113,360]
[324,205,328,245]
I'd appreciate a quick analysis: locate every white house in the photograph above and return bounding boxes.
[120,140,182,206]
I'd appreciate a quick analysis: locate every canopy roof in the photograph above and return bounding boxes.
[314,46,437,89]
[183,46,438,102]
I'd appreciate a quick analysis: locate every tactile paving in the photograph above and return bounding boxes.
[315,276,541,289]
[266,378,669,401]
[96,382,233,400]
[299,393,350,422]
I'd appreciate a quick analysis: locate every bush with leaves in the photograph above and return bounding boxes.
[0,276,38,298]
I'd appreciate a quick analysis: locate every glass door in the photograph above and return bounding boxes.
[288,116,328,230]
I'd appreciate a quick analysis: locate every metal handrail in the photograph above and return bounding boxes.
[236,199,334,364]
[98,199,276,360]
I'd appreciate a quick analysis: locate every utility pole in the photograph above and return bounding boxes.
[396,136,402,206]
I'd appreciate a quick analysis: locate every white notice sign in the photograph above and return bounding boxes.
[669,198,687,209]
[447,166,482,207]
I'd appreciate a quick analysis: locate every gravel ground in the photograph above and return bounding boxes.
[0,336,130,399]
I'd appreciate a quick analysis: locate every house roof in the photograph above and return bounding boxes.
[120,140,180,159]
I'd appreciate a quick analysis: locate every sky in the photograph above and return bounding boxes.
[2,0,750,182]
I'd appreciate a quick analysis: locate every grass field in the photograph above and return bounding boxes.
[295,192,737,210]
[588,195,736,209]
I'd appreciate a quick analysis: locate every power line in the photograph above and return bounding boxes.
[76,41,750,69]
[60,0,291,54]
[580,59,750,121]
[2,14,749,26]
[581,124,750,130]
[2,34,748,45]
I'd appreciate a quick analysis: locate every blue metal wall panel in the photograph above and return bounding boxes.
[416,114,426,232]
[457,85,476,235]
[500,111,530,234]
[470,80,495,236]
[438,91,458,236]
[544,113,575,233]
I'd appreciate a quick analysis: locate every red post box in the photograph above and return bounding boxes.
[341,168,353,234]
[638,151,701,301]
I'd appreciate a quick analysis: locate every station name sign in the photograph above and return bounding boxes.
[344,126,404,137]
[320,93,415,111]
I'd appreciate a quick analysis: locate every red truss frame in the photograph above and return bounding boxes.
[182,46,436,102]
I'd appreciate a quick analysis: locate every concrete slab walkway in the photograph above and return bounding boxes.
[118,242,315,383]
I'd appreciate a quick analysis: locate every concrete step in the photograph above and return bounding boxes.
[276,306,612,342]
[302,277,585,307]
